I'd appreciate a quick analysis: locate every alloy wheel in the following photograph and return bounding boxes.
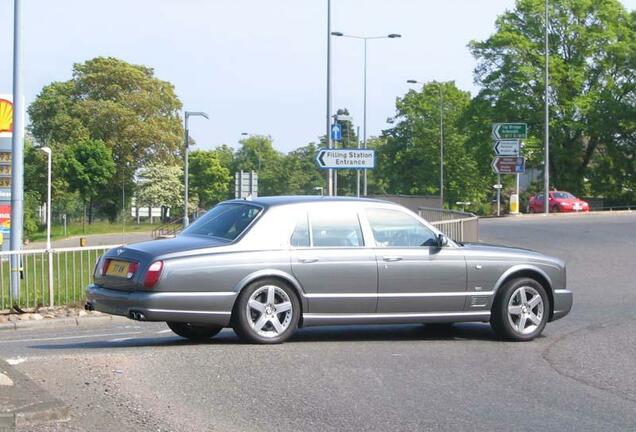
[246,285,293,338]
[507,286,544,335]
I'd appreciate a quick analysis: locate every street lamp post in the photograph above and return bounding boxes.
[183,111,209,228]
[39,146,53,305]
[10,0,24,305]
[326,0,333,196]
[332,31,401,196]
[407,79,444,208]
[544,0,550,215]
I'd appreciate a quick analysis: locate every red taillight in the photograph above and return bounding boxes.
[127,262,139,279]
[100,259,111,276]
[143,261,163,288]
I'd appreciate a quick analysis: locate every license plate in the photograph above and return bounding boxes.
[106,260,130,278]
[573,204,581,210]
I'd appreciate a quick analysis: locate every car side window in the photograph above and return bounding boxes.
[366,208,438,247]
[290,212,310,247]
[309,209,364,247]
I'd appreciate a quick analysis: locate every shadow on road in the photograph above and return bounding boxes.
[29,323,500,351]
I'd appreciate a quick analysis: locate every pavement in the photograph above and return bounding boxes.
[26,232,153,250]
[0,213,634,431]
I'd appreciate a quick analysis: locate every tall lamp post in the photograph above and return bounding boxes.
[39,146,53,305]
[10,0,25,305]
[326,0,333,196]
[183,111,209,228]
[332,31,401,196]
[407,79,444,208]
[544,0,550,215]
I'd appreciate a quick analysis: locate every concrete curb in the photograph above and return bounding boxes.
[0,360,69,428]
[0,314,129,332]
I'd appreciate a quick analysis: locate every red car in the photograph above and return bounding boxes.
[528,191,590,213]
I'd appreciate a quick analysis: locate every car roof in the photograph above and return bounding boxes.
[224,195,391,208]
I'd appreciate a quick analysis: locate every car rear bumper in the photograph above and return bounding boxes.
[86,284,237,326]
[551,289,573,321]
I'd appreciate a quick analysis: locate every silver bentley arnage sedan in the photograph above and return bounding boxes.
[86,196,572,344]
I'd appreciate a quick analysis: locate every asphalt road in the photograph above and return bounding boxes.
[2,213,635,431]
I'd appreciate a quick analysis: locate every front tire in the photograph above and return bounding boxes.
[167,322,222,341]
[233,278,300,344]
[491,278,549,341]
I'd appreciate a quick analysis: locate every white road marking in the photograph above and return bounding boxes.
[0,331,143,344]
[5,357,27,365]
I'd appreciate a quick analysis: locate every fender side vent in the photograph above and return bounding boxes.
[470,296,489,307]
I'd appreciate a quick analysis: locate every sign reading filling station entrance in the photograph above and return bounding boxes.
[316,149,375,170]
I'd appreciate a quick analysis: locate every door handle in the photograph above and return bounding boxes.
[382,256,403,262]
[298,257,319,264]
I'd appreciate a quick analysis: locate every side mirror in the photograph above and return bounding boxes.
[436,233,449,248]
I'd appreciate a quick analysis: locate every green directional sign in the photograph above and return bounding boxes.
[492,123,527,140]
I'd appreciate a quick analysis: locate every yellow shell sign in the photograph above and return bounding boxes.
[0,99,12,134]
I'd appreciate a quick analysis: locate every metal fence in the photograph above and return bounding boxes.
[418,207,479,242]
[0,244,119,312]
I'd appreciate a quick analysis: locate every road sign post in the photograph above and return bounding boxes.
[330,123,342,142]
[492,123,527,140]
[316,149,375,170]
[492,156,525,174]
[493,140,520,156]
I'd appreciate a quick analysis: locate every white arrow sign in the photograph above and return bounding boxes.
[316,149,375,169]
[493,139,520,156]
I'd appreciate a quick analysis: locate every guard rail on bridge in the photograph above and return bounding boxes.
[418,207,479,242]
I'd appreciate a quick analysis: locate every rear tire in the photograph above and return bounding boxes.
[166,322,222,341]
[491,278,550,341]
[233,278,300,344]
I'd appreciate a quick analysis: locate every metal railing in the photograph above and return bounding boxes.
[0,244,120,312]
[152,217,183,239]
[418,207,479,242]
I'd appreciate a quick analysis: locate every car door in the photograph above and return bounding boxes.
[364,207,467,314]
[290,205,378,314]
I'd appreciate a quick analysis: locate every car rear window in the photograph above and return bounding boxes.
[182,203,262,241]
[552,192,574,199]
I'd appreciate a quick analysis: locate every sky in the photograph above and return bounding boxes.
[1,0,635,153]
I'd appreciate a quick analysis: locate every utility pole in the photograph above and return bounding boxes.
[439,84,444,208]
[326,0,333,196]
[10,0,24,304]
[544,0,550,214]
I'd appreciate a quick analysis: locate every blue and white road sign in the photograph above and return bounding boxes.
[331,123,342,141]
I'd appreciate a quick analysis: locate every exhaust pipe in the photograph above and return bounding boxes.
[128,311,146,321]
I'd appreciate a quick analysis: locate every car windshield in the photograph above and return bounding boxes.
[182,203,262,241]
[552,192,575,199]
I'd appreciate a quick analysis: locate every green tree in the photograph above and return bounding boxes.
[376,82,486,207]
[60,139,116,224]
[282,143,324,195]
[188,150,232,208]
[28,56,184,216]
[469,0,636,202]
[235,135,286,195]
[135,162,187,221]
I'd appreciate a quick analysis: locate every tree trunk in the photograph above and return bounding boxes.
[88,197,94,225]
